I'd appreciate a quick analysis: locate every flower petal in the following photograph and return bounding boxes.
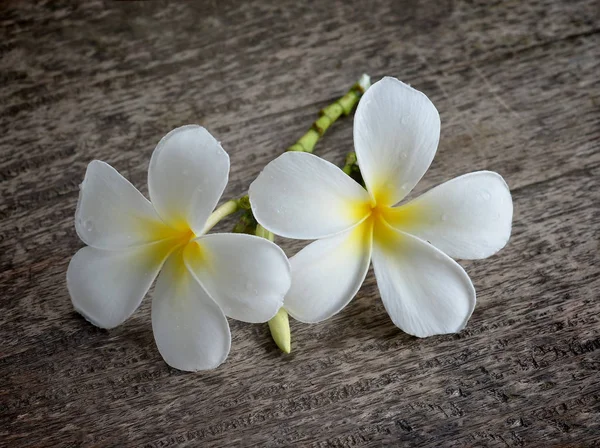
[152,249,231,371]
[249,152,371,239]
[148,125,230,234]
[384,171,513,259]
[184,233,290,323]
[371,221,475,337]
[66,239,175,329]
[354,77,441,206]
[285,220,373,323]
[75,161,174,250]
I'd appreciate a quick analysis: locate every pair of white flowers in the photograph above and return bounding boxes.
[67,77,512,371]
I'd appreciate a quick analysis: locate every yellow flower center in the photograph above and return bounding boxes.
[346,183,423,251]
[134,216,211,280]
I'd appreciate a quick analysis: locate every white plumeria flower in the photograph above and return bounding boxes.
[250,77,513,337]
[67,125,291,371]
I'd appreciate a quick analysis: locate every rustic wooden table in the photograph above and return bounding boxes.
[1,1,599,447]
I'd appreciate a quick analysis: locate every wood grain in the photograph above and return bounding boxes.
[1,1,599,446]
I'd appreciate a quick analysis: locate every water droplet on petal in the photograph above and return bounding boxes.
[482,190,491,200]
[84,219,93,232]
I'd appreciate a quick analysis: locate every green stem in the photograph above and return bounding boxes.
[255,224,274,241]
[341,151,364,187]
[287,74,371,153]
[231,195,256,234]
[231,210,256,234]
[342,151,357,175]
[202,198,243,234]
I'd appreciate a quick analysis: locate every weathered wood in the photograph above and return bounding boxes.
[1,1,599,446]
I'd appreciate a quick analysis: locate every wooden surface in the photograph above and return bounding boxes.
[1,1,599,446]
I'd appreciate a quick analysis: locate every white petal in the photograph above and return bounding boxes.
[371,222,475,337]
[354,77,441,206]
[385,171,513,259]
[148,125,230,234]
[75,161,174,250]
[152,249,231,371]
[184,233,290,323]
[285,221,373,323]
[66,239,175,329]
[249,152,371,239]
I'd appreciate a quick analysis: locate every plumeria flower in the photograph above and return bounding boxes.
[250,77,512,337]
[67,125,291,371]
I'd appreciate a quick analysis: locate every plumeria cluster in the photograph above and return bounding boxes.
[67,76,512,371]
